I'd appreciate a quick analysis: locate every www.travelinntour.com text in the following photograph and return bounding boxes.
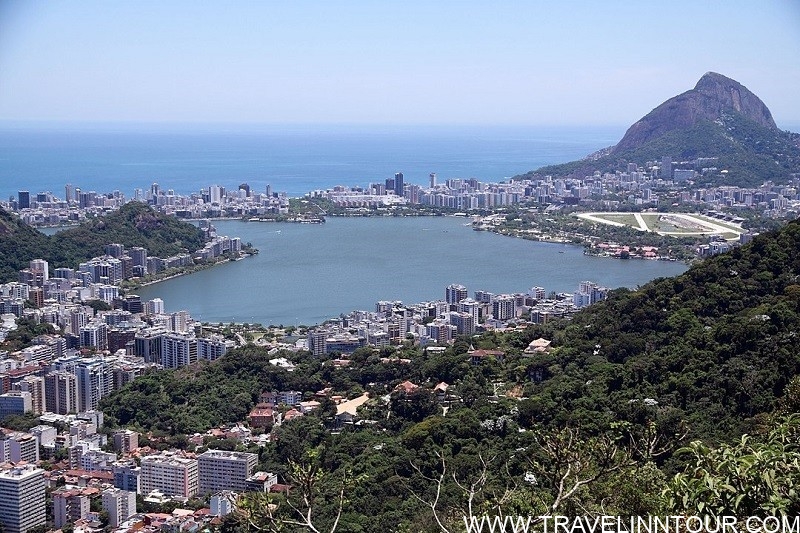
[461,515,800,533]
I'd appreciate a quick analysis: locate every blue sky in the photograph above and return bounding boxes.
[0,1,798,127]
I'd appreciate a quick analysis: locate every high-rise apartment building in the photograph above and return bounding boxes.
[113,430,139,454]
[458,298,480,323]
[445,284,468,306]
[307,329,327,357]
[75,359,112,412]
[197,450,258,495]
[45,371,78,414]
[161,332,198,368]
[134,327,163,364]
[2,432,39,464]
[492,295,516,320]
[13,377,45,414]
[102,488,137,527]
[197,335,235,361]
[53,489,90,528]
[112,460,141,493]
[448,311,476,336]
[0,464,46,533]
[140,453,198,498]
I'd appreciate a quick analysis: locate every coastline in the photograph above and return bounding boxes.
[122,254,255,291]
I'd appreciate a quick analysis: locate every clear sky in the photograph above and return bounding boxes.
[0,0,798,128]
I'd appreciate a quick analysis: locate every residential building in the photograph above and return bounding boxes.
[458,298,480,323]
[140,453,198,498]
[134,327,163,364]
[445,284,468,306]
[210,491,237,517]
[197,450,258,494]
[102,488,137,527]
[307,329,327,357]
[79,321,108,350]
[5,432,39,463]
[0,464,46,533]
[112,460,140,493]
[44,371,78,414]
[492,295,516,320]
[449,311,476,335]
[113,429,139,453]
[161,331,198,369]
[277,390,302,406]
[245,471,278,493]
[197,335,234,361]
[75,358,111,412]
[13,376,45,415]
[53,489,90,528]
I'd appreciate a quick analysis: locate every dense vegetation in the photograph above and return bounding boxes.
[523,219,800,443]
[0,202,205,282]
[98,219,800,530]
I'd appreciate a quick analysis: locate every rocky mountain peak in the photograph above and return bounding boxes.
[613,72,777,153]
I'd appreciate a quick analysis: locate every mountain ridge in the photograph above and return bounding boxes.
[519,72,800,187]
[614,72,777,153]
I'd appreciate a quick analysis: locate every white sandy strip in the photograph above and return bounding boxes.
[633,212,650,232]
[576,212,634,228]
[576,212,648,232]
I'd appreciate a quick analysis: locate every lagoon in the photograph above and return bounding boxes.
[135,217,688,326]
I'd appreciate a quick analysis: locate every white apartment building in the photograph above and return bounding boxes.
[0,464,46,533]
[198,449,258,494]
[161,331,198,369]
[140,453,198,498]
[102,488,137,527]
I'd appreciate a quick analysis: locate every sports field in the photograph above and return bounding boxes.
[576,212,744,240]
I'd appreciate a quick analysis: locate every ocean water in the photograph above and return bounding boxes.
[2,122,687,325]
[0,122,623,199]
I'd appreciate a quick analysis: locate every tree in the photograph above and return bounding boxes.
[237,447,356,533]
[664,415,800,517]
[403,425,662,532]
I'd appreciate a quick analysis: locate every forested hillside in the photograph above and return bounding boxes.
[99,219,800,529]
[522,217,800,443]
[0,202,205,281]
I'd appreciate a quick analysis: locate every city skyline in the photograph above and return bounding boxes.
[1,1,798,128]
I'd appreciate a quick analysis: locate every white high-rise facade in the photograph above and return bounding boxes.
[0,465,46,533]
[161,332,198,369]
[198,450,258,495]
[102,488,137,527]
[140,454,198,498]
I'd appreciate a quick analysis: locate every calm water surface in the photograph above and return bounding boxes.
[136,217,687,326]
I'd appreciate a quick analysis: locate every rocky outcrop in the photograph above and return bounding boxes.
[613,72,777,153]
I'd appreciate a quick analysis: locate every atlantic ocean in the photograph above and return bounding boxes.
[0,122,623,198]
